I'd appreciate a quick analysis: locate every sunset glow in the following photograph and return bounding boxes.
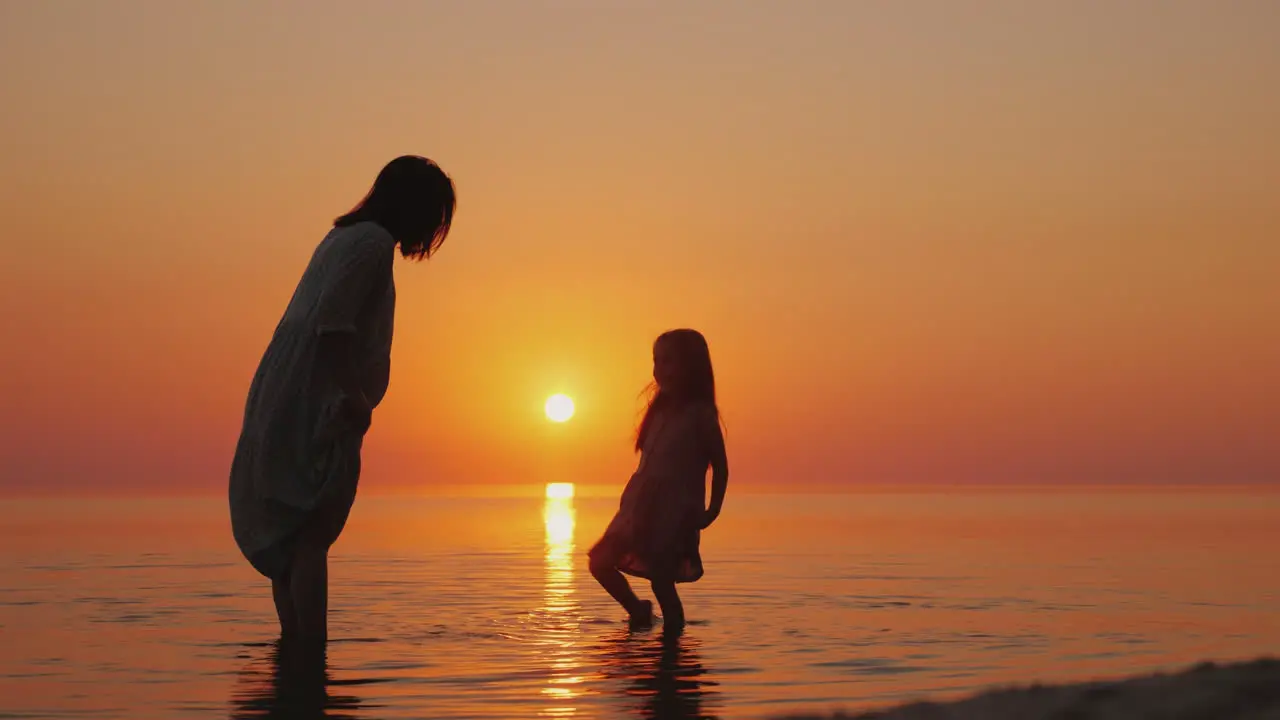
[2,4,1279,718]
[0,3,1276,496]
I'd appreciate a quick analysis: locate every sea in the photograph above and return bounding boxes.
[2,488,1278,718]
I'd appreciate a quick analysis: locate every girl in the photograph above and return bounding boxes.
[588,329,729,631]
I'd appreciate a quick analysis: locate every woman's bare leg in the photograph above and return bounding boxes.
[272,570,298,638]
[290,540,329,642]
[651,579,684,631]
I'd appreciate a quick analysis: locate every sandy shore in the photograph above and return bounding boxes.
[779,658,1280,720]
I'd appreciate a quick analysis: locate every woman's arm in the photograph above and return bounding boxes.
[316,333,371,431]
[313,235,392,431]
[699,406,729,529]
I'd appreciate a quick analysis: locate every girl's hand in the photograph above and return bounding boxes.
[700,509,719,529]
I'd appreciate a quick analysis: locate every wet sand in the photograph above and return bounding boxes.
[782,657,1280,719]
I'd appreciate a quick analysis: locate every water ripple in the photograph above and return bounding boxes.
[3,494,1280,719]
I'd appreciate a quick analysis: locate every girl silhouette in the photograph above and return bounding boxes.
[588,329,729,631]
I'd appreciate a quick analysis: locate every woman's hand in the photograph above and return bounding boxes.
[341,391,373,433]
[318,332,372,433]
[316,391,371,446]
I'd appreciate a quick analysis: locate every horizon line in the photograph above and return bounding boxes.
[2,481,1278,503]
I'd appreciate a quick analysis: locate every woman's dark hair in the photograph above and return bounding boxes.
[635,329,719,452]
[335,155,456,260]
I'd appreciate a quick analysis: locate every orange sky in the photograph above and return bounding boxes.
[1,1,1277,495]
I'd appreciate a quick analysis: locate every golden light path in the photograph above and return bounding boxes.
[545,482,575,500]
[540,482,582,717]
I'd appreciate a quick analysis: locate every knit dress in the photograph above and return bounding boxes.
[229,222,396,579]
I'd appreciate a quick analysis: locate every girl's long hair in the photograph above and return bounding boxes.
[635,329,718,452]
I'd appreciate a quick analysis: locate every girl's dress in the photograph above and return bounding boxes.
[589,403,710,583]
[229,222,396,579]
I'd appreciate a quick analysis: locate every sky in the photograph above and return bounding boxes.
[1,1,1277,495]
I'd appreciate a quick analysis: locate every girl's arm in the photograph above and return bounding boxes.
[699,406,729,529]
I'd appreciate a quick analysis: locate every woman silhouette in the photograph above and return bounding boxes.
[229,156,456,642]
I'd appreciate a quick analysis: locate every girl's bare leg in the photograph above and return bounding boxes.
[651,579,684,631]
[590,554,652,624]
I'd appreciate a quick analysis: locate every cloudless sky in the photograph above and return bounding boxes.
[1,1,1277,495]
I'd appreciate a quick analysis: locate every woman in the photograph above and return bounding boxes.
[229,156,456,641]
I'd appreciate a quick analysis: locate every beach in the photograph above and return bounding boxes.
[783,657,1280,719]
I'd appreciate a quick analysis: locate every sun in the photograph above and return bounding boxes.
[544,394,575,423]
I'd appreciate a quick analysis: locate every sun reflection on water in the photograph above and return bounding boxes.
[540,485,582,717]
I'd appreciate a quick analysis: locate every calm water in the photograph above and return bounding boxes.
[2,490,1279,719]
